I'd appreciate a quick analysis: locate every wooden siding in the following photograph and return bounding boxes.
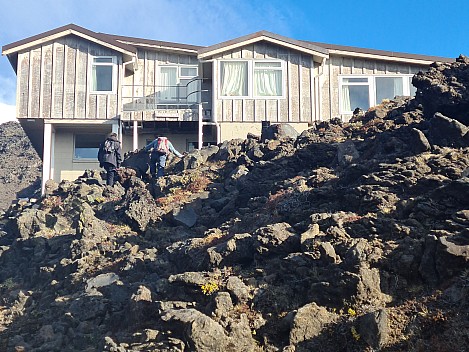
[213,42,316,124]
[321,55,429,120]
[16,36,121,119]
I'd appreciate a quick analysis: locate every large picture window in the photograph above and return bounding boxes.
[340,75,416,114]
[74,134,105,160]
[91,57,116,93]
[220,60,284,98]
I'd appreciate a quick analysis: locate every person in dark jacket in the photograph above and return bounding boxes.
[144,136,184,179]
[98,132,122,186]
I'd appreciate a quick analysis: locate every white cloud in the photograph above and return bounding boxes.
[0,102,17,124]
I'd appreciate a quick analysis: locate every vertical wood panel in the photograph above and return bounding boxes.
[232,49,242,59]
[29,47,41,117]
[341,57,352,74]
[98,95,107,119]
[52,41,65,118]
[223,100,233,122]
[255,99,265,121]
[375,62,386,74]
[144,51,155,119]
[330,57,342,118]
[301,57,312,123]
[75,42,88,118]
[386,63,399,73]
[279,53,289,122]
[41,44,53,118]
[352,59,364,74]
[289,54,300,122]
[88,94,97,118]
[18,53,30,118]
[233,100,243,122]
[266,100,277,122]
[134,51,145,108]
[64,38,77,118]
[265,43,278,59]
[242,45,254,59]
[363,59,375,75]
[109,94,118,119]
[254,42,266,59]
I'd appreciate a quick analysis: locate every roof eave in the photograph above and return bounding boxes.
[328,49,449,65]
[198,32,329,62]
[2,25,137,58]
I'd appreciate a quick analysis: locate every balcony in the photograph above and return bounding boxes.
[122,78,202,111]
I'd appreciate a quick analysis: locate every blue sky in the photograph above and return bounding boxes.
[1,0,468,122]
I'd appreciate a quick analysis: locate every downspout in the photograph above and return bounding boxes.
[316,57,326,122]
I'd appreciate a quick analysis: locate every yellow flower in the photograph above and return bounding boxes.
[200,282,219,295]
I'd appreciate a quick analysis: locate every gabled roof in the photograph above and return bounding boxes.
[2,24,138,72]
[198,30,329,62]
[2,23,137,56]
[304,40,453,65]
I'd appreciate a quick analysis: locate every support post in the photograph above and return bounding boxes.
[133,120,138,151]
[41,123,53,195]
[198,103,203,150]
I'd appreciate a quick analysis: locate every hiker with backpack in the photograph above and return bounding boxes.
[144,136,184,179]
[97,132,122,186]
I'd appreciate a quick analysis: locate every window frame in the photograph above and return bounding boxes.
[179,66,198,78]
[339,74,415,115]
[218,59,286,99]
[89,56,117,94]
[73,133,106,161]
[158,64,199,103]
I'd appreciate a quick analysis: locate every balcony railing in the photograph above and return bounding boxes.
[122,78,202,111]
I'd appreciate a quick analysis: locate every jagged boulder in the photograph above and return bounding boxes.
[413,55,469,124]
[261,123,299,142]
[288,302,338,345]
[427,112,469,147]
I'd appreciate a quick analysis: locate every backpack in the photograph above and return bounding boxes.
[156,137,169,154]
[98,139,114,163]
[104,139,115,154]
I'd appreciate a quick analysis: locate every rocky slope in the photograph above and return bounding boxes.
[0,121,42,213]
[0,56,468,352]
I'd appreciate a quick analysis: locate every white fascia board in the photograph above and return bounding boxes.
[198,35,329,61]
[116,41,198,54]
[3,29,135,57]
[329,49,436,65]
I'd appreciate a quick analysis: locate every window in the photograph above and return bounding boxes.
[180,67,198,77]
[220,60,284,98]
[375,77,403,105]
[91,57,116,93]
[220,61,248,97]
[158,65,199,103]
[341,77,371,112]
[74,134,105,160]
[254,62,283,96]
[340,75,416,114]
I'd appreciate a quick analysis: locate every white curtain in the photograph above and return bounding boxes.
[393,77,403,97]
[92,66,98,91]
[254,67,282,96]
[221,62,247,96]
[160,67,178,101]
[342,85,351,111]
